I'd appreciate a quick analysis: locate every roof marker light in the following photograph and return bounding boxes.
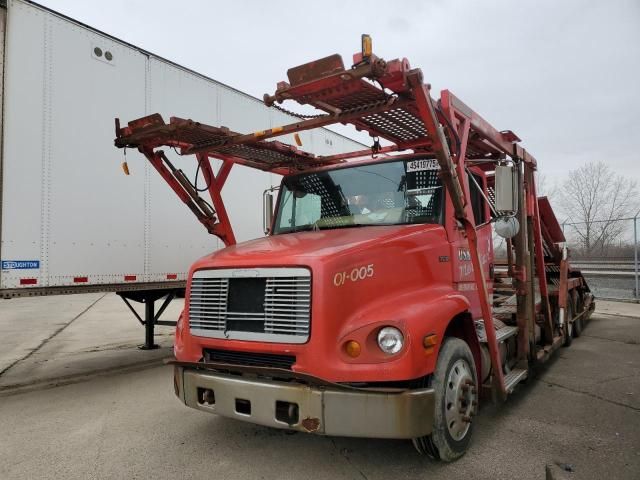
[361,34,373,60]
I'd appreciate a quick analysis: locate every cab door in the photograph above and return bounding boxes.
[449,171,494,319]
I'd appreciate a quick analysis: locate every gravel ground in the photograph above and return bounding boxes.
[582,275,636,301]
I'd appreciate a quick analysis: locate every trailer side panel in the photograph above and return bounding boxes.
[0,0,363,296]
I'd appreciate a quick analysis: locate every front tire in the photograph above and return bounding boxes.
[412,337,477,462]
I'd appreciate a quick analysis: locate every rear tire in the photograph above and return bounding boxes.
[573,290,584,338]
[412,337,477,462]
[573,315,583,337]
[573,291,584,337]
[563,300,574,347]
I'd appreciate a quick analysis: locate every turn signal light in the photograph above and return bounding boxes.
[423,334,438,355]
[345,340,361,358]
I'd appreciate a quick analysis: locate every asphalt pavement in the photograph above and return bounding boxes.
[0,295,638,479]
[0,293,179,393]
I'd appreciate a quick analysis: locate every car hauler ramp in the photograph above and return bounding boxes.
[116,35,592,398]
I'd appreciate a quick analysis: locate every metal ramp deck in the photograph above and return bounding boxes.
[115,115,334,174]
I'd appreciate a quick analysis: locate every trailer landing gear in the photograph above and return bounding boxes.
[117,289,183,350]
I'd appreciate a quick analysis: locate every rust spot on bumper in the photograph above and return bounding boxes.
[301,417,321,432]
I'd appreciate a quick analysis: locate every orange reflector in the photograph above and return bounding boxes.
[361,34,373,59]
[272,126,284,134]
[294,133,302,146]
[423,334,438,348]
[345,340,361,358]
[121,161,130,175]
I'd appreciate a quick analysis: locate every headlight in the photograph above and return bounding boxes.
[377,326,404,354]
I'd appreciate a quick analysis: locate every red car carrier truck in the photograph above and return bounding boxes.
[114,36,595,461]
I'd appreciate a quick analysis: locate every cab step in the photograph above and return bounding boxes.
[475,321,518,343]
[504,368,528,393]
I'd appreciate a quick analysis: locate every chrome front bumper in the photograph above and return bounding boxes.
[174,366,435,439]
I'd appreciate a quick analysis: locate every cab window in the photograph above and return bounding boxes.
[468,172,487,226]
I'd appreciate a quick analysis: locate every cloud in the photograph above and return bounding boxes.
[38,0,640,183]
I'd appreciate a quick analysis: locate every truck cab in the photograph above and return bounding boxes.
[172,154,491,458]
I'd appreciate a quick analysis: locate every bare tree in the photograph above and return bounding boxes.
[536,172,557,200]
[557,161,638,255]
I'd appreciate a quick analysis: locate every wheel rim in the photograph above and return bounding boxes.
[444,358,476,441]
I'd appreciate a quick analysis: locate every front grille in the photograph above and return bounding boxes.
[204,349,296,370]
[189,268,311,343]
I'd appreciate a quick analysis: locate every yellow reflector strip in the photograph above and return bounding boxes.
[294,133,302,146]
[121,161,130,175]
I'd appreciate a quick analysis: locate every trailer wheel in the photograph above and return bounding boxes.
[573,314,583,338]
[412,337,477,462]
[563,299,574,347]
[573,292,584,337]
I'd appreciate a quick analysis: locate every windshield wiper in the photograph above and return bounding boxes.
[289,223,358,232]
[291,224,321,233]
[286,222,397,234]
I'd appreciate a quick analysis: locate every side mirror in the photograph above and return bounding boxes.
[263,188,275,235]
[494,165,517,213]
[494,165,520,239]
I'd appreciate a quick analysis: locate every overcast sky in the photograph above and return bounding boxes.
[39,0,640,189]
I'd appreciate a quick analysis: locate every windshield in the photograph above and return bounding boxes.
[273,158,444,234]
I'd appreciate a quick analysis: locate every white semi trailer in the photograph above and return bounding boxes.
[0,0,362,346]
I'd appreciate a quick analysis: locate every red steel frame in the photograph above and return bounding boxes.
[115,44,561,397]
